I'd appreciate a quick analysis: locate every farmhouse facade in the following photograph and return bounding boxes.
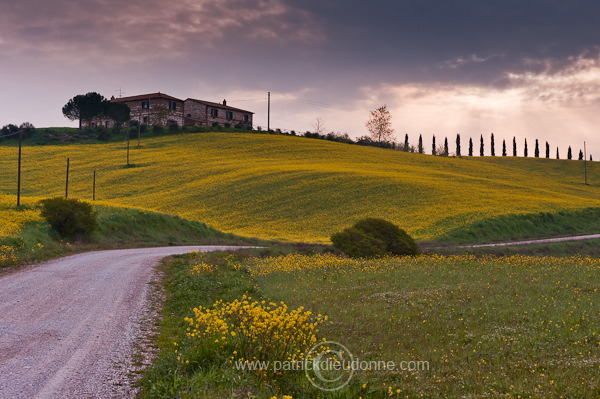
[89,92,253,129]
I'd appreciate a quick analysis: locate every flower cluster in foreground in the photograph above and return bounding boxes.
[184,295,327,369]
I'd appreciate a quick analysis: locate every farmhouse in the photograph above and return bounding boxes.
[90,92,254,129]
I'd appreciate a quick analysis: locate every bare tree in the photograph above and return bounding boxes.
[365,105,395,145]
[313,117,327,135]
[436,143,446,156]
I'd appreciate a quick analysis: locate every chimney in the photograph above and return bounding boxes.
[223,99,227,106]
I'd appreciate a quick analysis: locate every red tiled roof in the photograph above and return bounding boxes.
[185,98,254,114]
[112,92,184,103]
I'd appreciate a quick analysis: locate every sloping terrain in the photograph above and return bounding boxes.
[1,132,599,242]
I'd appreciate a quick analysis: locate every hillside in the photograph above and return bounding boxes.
[1,132,599,243]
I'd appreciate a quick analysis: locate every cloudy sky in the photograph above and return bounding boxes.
[1,0,600,157]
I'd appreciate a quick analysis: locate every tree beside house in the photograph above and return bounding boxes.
[64,91,253,129]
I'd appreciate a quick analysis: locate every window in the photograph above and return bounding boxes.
[105,121,110,128]
[244,114,249,122]
[143,116,149,125]
[226,111,233,120]
[169,101,177,110]
[141,100,150,109]
[210,108,218,118]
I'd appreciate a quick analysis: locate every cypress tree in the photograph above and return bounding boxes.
[502,139,507,156]
[490,133,495,156]
[534,139,539,158]
[524,139,528,157]
[567,146,572,160]
[418,134,423,154]
[591,154,593,161]
[469,137,473,156]
[444,137,449,156]
[513,136,517,156]
[556,147,559,159]
[432,135,436,155]
[480,134,484,156]
[456,134,461,157]
[404,134,409,152]
[579,149,583,160]
[545,141,550,158]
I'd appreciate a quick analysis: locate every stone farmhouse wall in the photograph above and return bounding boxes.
[184,99,253,128]
[126,97,184,127]
[85,92,253,129]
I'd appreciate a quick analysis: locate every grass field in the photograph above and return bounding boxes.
[140,250,600,398]
[0,194,257,269]
[2,132,598,398]
[253,254,600,398]
[1,132,599,243]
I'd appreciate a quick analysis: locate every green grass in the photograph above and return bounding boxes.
[91,205,255,247]
[0,126,255,146]
[250,254,600,398]
[2,132,600,243]
[137,248,320,399]
[436,207,600,244]
[0,203,260,272]
[429,238,600,258]
[140,251,600,398]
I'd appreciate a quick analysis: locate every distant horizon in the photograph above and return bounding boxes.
[4,123,595,161]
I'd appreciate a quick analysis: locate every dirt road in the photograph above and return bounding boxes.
[0,246,245,399]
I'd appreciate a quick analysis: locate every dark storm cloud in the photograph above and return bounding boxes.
[286,0,600,85]
[3,0,599,84]
[2,0,600,106]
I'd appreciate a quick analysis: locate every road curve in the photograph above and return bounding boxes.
[0,245,245,399]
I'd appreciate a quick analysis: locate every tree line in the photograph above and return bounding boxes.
[363,105,592,161]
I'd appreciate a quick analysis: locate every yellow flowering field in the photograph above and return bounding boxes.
[247,253,600,398]
[1,133,599,242]
[0,194,41,237]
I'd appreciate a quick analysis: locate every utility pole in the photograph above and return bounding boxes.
[584,141,588,185]
[267,91,270,132]
[16,130,23,207]
[126,129,130,166]
[65,158,70,199]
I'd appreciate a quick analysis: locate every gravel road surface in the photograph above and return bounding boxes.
[0,245,244,399]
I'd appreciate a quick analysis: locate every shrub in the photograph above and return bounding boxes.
[152,124,164,133]
[330,227,387,258]
[39,197,98,240]
[331,218,419,258]
[97,129,111,141]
